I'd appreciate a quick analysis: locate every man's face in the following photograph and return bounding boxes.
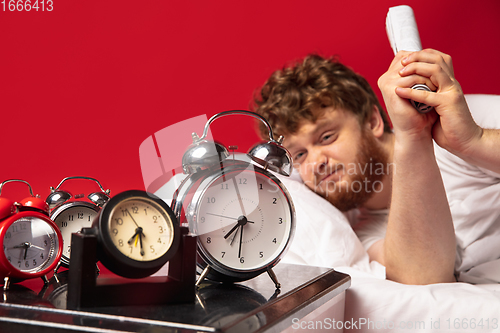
[284,107,389,211]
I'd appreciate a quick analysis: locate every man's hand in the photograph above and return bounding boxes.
[392,49,482,157]
[378,50,438,144]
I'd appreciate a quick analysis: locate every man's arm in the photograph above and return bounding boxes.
[377,49,456,284]
[395,49,500,174]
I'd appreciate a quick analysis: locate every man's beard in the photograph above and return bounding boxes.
[313,130,390,212]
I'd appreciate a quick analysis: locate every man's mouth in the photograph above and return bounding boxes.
[317,164,343,186]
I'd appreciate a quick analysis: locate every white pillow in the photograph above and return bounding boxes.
[277,175,372,271]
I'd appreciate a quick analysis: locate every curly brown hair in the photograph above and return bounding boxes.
[252,54,391,139]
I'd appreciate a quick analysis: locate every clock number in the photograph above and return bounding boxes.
[273,198,277,204]
[240,257,245,263]
[68,215,74,221]
[33,259,37,266]
[18,261,21,268]
[67,245,71,254]
[200,217,205,223]
[152,215,158,223]
[88,216,92,221]
[7,256,11,263]
[112,228,118,236]
[5,232,11,239]
[278,217,283,224]
[40,253,44,259]
[150,245,155,253]
[132,206,138,214]
[61,221,68,228]
[221,183,229,190]
[259,251,264,258]
[206,237,211,244]
[144,208,148,215]
[259,183,263,190]
[238,178,247,185]
[78,213,84,219]
[272,238,277,243]
[207,197,216,204]
[118,239,124,247]
[158,226,164,234]
[44,240,48,247]
[25,261,29,268]
[115,218,124,225]
[221,251,225,258]
[157,238,162,243]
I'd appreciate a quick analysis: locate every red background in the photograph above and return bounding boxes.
[1,0,499,200]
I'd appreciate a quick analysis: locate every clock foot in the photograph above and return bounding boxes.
[3,277,10,291]
[196,266,211,287]
[267,268,281,290]
[54,261,62,274]
[41,274,49,285]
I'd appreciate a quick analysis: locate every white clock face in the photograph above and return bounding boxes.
[52,204,99,260]
[195,168,293,272]
[107,197,175,262]
[3,217,59,273]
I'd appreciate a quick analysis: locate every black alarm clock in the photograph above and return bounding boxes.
[92,190,180,279]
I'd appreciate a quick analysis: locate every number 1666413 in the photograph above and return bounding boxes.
[2,0,53,11]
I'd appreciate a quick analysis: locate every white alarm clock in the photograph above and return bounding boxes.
[172,110,295,288]
[46,176,110,271]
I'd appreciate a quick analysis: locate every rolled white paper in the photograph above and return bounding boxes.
[386,5,422,54]
[386,5,433,113]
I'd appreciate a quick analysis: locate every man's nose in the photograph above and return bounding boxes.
[305,147,329,175]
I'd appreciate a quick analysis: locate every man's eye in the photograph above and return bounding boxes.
[321,134,335,143]
[294,152,305,161]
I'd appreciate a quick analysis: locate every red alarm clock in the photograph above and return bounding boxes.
[0,180,63,290]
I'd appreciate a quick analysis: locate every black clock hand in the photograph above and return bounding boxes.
[224,223,240,240]
[138,228,145,256]
[238,224,244,258]
[14,242,30,260]
[23,243,29,260]
[127,230,139,245]
[225,215,255,240]
[126,209,140,228]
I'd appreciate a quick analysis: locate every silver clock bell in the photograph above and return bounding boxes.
[182,110,292,176]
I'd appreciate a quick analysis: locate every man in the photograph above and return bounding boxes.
[252,49,500,284]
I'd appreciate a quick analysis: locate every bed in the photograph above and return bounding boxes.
[148,94,500,333]
[276,94,500,333]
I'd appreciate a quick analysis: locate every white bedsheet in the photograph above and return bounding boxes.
[278,172,500,332]
[340,266,500,333]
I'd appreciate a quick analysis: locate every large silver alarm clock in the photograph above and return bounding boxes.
[171,110,295,288]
